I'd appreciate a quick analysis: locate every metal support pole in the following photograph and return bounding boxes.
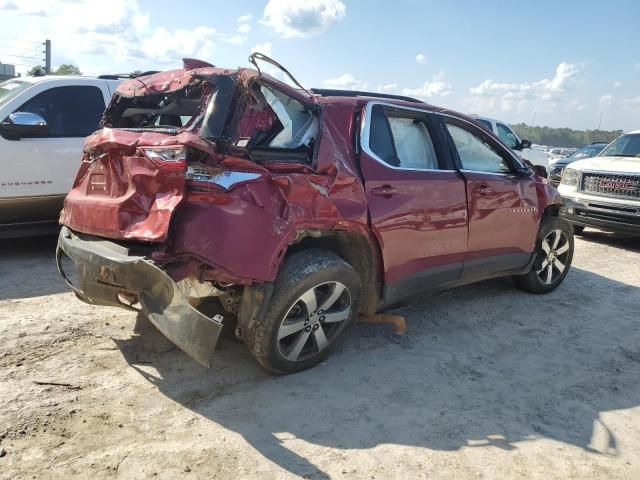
[44,39,51,74]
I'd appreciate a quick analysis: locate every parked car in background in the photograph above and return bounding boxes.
[547,147,574,162]
[548,142,608,186]
[472,115,549,168]
[56,55,573,374]
[0,75,121,238]
[558,131,640,235]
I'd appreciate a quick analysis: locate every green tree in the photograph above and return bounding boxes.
[511,123,622,148]
[53,64,82,76]
[27,65,45,76]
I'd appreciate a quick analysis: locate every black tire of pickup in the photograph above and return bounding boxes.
[245,249,361,374]
[513,216,574,294]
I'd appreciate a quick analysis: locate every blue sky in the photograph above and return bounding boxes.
[1,0,638,130]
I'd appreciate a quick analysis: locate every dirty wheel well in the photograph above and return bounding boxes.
[543,205,560,218]
[286,232,382,315]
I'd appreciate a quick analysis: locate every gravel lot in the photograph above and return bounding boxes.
[1,230,639,479]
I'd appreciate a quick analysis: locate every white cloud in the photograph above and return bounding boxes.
[377,83,398,93]
[223,34,247,45]
[0,0,224,71]
[237,23,251,34]
[402,70,452,99]
[251,42,274,57]
[139,26,216,63]
[262,0,346,38]
[237,13,253,24]
[462,62,582,114]
[599,94,613,107]
[613,80,622,88]
[324,73,368,90]
[415,53,427,64]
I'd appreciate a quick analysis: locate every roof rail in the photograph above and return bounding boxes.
[97,71,160,80]
[310,88,424,104]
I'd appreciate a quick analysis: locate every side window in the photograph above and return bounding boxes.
[369,105,439,170]
[475,118,493,132]
[16,86,105,138]
[496,123,518,149]
[446,123,511,174]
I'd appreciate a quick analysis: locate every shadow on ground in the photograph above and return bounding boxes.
[0,235,66,301]
[576,228,640,252]
[114,265,640,479]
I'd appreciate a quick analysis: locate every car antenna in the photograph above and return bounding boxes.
[248,52,313,98]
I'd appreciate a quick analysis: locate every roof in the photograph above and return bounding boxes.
[17,75,120,84]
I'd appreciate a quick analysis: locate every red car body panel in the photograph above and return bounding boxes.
[359,150,468,284]
[60,62,561,290]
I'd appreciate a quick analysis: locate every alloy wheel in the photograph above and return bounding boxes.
[277,281,351,362]
[537,229,570,285]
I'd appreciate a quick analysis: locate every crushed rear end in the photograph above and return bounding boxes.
[56,58,369,366]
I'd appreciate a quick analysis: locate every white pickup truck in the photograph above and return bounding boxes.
[472,114,550,168]
[0,75,120,238]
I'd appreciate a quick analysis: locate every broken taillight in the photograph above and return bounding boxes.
[138,146,187,168]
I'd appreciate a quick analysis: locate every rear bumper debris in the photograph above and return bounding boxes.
[56,226,223,367]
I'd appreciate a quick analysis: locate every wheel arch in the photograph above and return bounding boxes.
[283,230,384,316]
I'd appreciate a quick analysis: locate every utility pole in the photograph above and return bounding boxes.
[43,39,51,74]
[598,112,603,130]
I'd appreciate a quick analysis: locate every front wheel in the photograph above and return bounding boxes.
[245,249,361,374]
[513,216,574,294]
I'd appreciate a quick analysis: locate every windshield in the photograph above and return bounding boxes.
[568,144,606,160]
[599,134,640,158]
[0,80,30,107]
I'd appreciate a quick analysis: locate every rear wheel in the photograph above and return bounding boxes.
[513,216,574,294]
[245,249,361,374]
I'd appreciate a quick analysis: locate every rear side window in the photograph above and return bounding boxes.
[446,123,511,174]
[16,86,105,137]
[369,105,397,166]
[369,105,438,170]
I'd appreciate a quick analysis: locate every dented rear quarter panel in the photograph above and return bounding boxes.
[166,100,371,283]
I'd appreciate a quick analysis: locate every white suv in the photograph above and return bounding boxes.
[0,75,120,238]
[472,115,550,168]
[557,131,640,235]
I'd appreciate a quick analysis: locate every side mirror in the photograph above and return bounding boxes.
[519,139,532,149]
[532,164,548,178]
[0,112,48,140]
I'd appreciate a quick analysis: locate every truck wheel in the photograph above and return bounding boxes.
[246,249,361,374]
[513,216,574,294]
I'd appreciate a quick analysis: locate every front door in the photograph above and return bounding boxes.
[359,103,468,303]
[0,84,107,226]
[442,118,540,279]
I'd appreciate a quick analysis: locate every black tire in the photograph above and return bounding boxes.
[245,249,362,374]
[513,216,574,294]
[572,225,585,235]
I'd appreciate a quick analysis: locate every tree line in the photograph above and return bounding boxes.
[511,123,623,148]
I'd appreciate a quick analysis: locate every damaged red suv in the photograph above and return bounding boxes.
[57,54,573,374]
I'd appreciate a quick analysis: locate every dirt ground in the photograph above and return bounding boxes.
[1,230,639,480]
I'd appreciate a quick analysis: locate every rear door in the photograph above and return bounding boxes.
[442,116,539,279]
[359,102,468,302]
